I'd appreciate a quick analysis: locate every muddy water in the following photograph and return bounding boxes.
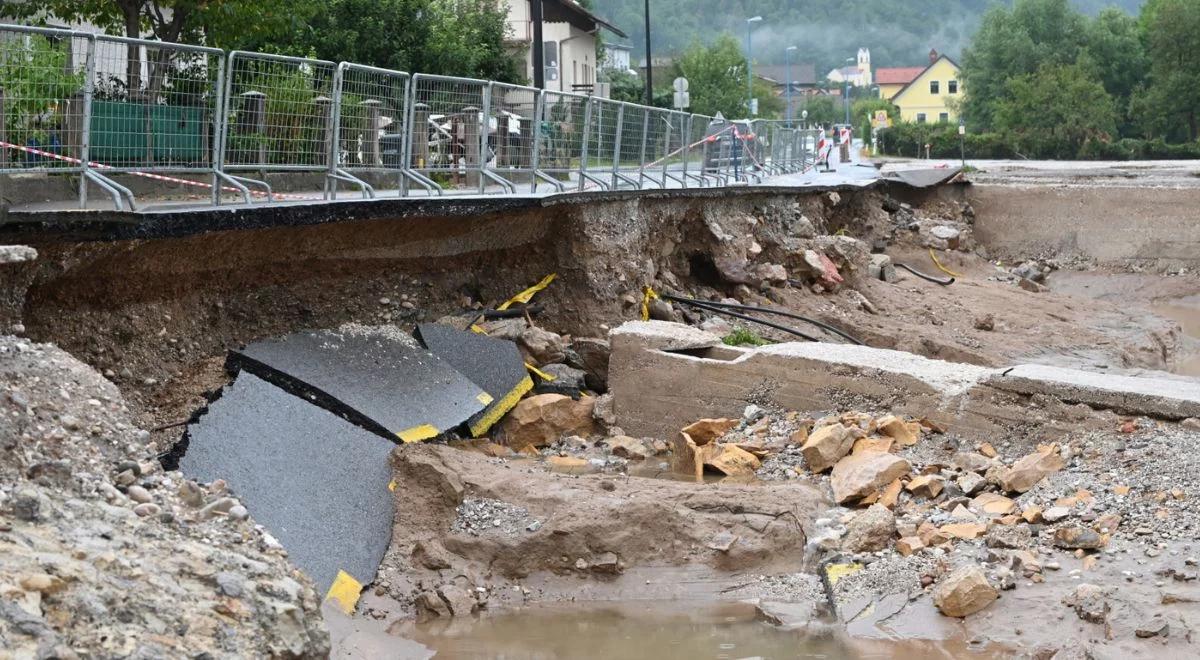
[385,601,1000,659]
[1152,296,1200,376]
[1049,272,1200,377]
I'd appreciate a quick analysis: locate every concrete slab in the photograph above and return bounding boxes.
[179,372,395,609]
[414,322,533,437]
[987,364,1200,420]
[229,326,488,442]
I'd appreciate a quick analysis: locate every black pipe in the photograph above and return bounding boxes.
[662,293,864,345]
[895,263,955,286]
[476,305,544,319]
[666,296,822,342]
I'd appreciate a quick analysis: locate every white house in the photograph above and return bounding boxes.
[504,0,626,95]
[602,43,633,74]
[826,48,873,87]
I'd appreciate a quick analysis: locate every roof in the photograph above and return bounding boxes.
[754,63,818,86]
[875,66,925,85]
[832,65,859,77]
[544,0,627,38]
[890,54,962,102]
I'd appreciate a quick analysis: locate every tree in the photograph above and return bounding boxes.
[794,96,839,127]
[240,0,521,83]
[993,63,1118,158]
[851,97,900,138]
[1080,7,1146,133]
[673,35,750,119]
[7,0,306,96]
[1141,0,1200,141]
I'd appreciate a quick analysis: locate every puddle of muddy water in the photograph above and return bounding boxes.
[1049,272,1200,377]
[381,601,1000,660]
[1152,298,1200,377]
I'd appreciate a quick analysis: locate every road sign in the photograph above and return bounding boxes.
[672,77,689,93]
[958,123,966,135]
[673,91,690,109]
[749,98,759,116]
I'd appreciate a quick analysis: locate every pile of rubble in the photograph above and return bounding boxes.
[0,336,330,657]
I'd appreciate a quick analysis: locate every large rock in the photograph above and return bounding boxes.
[999,446,1065,493]
[830,452,912,504]
[681,418,738,445]
[842,504,896,552]
[519,327,567,366]
[498,394,596,449]
[1063,584,1109,623]
[703,444,762,477]
[933,565,998,617]
[874,415,919,446]
[1052,525,1104,550]
[801,423,862,473]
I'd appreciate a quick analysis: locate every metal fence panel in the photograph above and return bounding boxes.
[581,96,620,191]
[614,103,647,188]
[488,81,539,192]
[533,89,589,192]
[91,35,223,174]
[406,73,491,194]
[329,62,410,198]
[221,52,335,176]
[0,25,91,175]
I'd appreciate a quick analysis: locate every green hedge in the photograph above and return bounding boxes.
[877,122,1200,160]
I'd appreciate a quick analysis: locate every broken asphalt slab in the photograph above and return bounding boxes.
[178,372,395,612]
[414,323,533,437]
[228,326,488,442]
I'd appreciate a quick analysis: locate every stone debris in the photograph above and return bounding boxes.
[830,451,912,505]
[451,498,538,537]
[801,422,862,472]
[1062,584,1109,624]
[842,504,896,552]
[681,418,739,445]
[498,393,597,449]
[0,337,329,658]
[933,565,998,617]
[999,445,1065,493]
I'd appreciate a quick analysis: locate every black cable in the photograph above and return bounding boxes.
[665,296,827,343]
[662,293,864,346]
[894,263,955,285]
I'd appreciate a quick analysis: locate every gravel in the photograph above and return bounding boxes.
[451,497,539,537]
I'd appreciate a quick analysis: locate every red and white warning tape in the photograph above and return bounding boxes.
[0,140,316,201]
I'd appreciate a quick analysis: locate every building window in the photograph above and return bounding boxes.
[948,80,958,94]
[929,80,939,94]
[917,113,927,124]
[939,112,949,122]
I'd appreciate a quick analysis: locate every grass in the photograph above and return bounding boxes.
[722,326,771,347]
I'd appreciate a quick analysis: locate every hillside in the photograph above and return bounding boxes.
[593,0,1144,71]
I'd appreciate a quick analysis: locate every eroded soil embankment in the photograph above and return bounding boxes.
[9,184,1186,444]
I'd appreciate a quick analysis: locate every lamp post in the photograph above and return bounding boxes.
[644,0,652,105]
[785,45,797,127]
[842,56,853,127]
[745,16,762,116]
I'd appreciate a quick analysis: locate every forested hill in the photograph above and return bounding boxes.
[593,0,1144,70]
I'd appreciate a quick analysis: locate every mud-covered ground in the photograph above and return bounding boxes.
[5,177,1200,657]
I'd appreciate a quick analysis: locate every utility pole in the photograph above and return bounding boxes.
[785,46,797,127]
[532,0,544,89]
[745,16,762,116]
[644,0,652,105]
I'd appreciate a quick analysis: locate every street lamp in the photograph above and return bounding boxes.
[745,16,762,116]
[842,56,853,127]
[785,45,797,127]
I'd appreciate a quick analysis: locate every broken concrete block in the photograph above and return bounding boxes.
[703,444,762,477]
[999,446,1064,493]
[681,418,738,446]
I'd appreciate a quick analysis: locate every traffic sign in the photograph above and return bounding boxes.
[672,77,689,92]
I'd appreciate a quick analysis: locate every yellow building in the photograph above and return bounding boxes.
[890,54,963,124]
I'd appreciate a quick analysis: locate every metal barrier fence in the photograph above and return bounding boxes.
[0,22,823,210]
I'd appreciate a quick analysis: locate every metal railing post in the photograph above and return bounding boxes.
[578,97,592,192]
[637,109,649,188]
[530,90,543,194]
[611,104,624,189]
[79,34,94,209]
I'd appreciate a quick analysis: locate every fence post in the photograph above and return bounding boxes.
[611,104,624,189]
[0,88,7,169]
[212,54,225,205]
[578,97,592,192]
[478,82,492,194]
[317,93,335,199]
[638,110,649,188]
[360,99,381,166]
[79,34,95,209]
[530,90,544,194]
